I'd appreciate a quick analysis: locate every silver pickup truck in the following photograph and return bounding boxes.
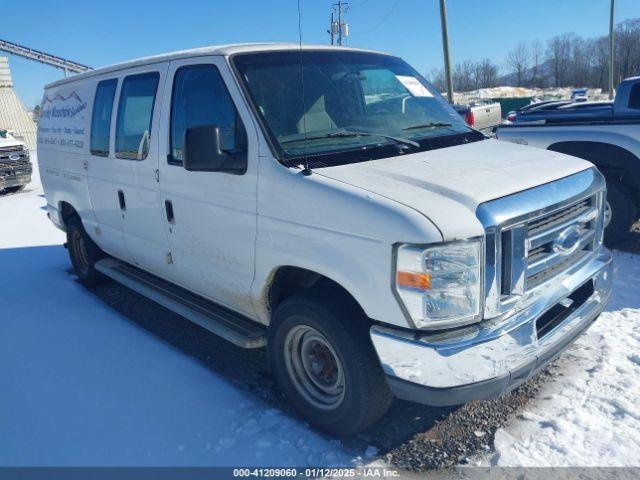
[497,77,640,245]
[454,101,502,133]
[0,129,32,193]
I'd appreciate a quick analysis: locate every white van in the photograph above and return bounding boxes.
[39,44,612,435]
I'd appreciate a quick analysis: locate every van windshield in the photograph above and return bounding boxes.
[233,50,480,168]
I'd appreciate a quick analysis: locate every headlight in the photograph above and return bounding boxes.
[394,239,483,329]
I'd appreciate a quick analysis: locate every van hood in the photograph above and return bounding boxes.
[0,137,24,148]
[315,139,592,240]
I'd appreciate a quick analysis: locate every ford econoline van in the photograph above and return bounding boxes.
[39,44,612,435]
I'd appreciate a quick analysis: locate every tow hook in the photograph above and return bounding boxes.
[63,242,68,249]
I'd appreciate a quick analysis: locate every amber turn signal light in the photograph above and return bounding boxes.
[396,271,431,290]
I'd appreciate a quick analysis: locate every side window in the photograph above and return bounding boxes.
[90,79,117,156]
[629,84,640,110]
[170,64,246,165]
[115,72,159,160]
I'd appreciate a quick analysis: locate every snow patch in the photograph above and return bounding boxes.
[455,86,609,104]
[364,446,378,459]
[0,155,354,467]
[484,250,640,467]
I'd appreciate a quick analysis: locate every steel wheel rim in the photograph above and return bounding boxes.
[604,200,612,228]
[283,324,345,411]
[72,230,90,276]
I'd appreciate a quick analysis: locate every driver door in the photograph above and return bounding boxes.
[157,56,258,318]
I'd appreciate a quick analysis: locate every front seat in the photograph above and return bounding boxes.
[297,95,337,133]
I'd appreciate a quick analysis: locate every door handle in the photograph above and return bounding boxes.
[117,190,126,211]
[165,200,175,224]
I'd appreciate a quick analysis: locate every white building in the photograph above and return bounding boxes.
[0,56,37,149]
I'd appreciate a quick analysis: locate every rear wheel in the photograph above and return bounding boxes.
[604,181,637,247]
[66,216,106,286]
[268,290,393,436]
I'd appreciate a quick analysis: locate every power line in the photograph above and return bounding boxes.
[350,0,401,35]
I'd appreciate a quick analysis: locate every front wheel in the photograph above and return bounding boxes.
[268,291,393,436]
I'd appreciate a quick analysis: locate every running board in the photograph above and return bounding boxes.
[95,258,267,348]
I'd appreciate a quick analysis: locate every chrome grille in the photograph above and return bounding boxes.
[524,196,599,290]
[0,145,28,161]
[477,168,606,319]
[527,199,591,237]
[0,157,32,177]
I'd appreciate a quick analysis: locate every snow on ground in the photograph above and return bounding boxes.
[454,86,609,104]
[0,157,353,467]
[484,250,640,467]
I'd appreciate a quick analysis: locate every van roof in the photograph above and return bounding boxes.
[45,43,389,89]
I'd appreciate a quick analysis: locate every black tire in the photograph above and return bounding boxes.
[604,181,637,247]
[268,289,393,436]
[4,185,26,193]
[66,215,106,286]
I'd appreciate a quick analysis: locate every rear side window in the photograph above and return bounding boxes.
[170,64,246,165]
[90,79,117,156]
[629,84,640,110]
[115,72,159,160]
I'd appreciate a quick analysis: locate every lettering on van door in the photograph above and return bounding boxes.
[38,88,89,152]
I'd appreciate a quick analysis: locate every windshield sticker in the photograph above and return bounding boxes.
[396,76,433,98]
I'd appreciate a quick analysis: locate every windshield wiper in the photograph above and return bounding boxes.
[281,130,420,149]
[402,122,453,131]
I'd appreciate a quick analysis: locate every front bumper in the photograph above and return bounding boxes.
[371,249,613,406]
[0,166,32,190]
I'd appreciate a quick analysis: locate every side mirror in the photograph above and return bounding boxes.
[183,125,246,174]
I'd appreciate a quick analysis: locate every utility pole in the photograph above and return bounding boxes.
[329,11,335,45]
[337,0,344,46]
[329,1,349,46]
[439,0,454,103]
[609,0,615,99]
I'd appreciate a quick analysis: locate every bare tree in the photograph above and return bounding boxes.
[592,36,611,91]
[428,17,640,92]
[32,104,41,122]
[530,39,544,87]
[507,42,530,86]
[546,34,573,87]
[472,61,483,90]
[429,68,446,91]
[479,59,499,88]
[453,60,475,92]
[567,36,591,86]
[616,19,640,82]
[547,36,561,87]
